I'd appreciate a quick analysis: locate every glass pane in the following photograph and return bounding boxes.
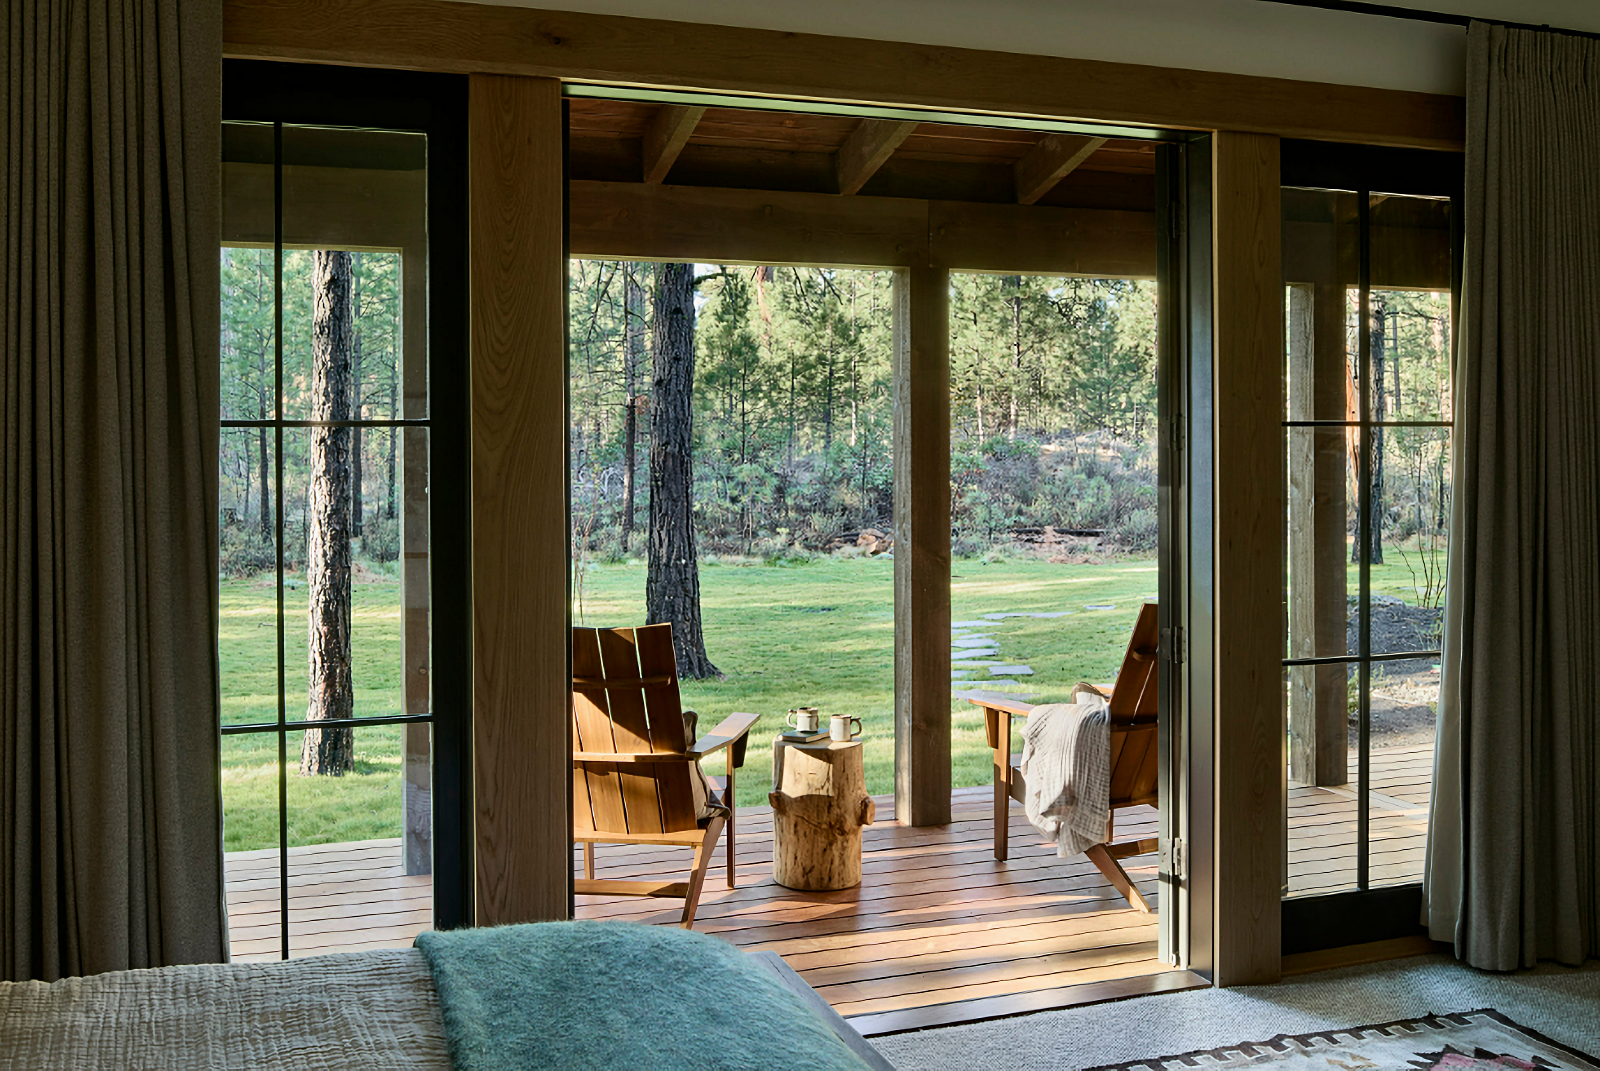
[1369,427,1449,657]
[1285,658,1361,898]
[1367,665,1436,890]
[220,247,278,422]
[1369,194,1453,424]
[220,428,279,728]
[286,726,434,957]
[281,124,426,421]
[283,428,425,723]
[222,733,284,961]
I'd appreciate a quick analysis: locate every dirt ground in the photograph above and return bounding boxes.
[1349,597,1443,750]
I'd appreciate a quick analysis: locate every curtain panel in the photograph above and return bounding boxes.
[1,0,225,979]
[1425,20,1600,970]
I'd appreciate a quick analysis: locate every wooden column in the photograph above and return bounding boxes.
[1287,283,1349,789]
[1211,131,1283,986]
[469,73,569,923]
[892,262,951,827]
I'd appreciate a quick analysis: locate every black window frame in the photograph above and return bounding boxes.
[1279,139,1463,953]
[220,60,474,956]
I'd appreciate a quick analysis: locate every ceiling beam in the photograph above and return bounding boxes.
[1014,134,1109,206]
[642,104,706,184]
[836,119,919,196]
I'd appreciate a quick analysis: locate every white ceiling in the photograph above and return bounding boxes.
[464,0,1600,96]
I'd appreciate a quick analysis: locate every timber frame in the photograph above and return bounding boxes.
[222,0,1467,989]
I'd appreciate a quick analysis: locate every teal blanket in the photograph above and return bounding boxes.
[415,921,875,1071]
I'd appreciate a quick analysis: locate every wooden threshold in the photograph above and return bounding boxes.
[845,967,1210,1037]
[1281,934,1448,976]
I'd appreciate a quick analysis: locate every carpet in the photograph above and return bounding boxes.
[1084,1008,1600,1070]
[869,955,1600,1071]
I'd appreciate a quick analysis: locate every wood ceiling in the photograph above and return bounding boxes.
[568,99,1157,212]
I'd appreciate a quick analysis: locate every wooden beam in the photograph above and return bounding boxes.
[469,73,569,924]
[892,262,950,827]
[1014,134,1109,205]
[1211,130,1283,987]
[836,119,918,195]
[641,104,705,184]
[568,180,1153,276]
[223,0,1467,151]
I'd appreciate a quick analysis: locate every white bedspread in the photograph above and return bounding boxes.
[1019,691,1111,857]
[0,949,450,1070]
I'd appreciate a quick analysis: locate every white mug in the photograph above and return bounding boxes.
[787,707,820,733]
[830,715,863,742]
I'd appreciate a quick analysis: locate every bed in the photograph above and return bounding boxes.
[0,921,893,1070]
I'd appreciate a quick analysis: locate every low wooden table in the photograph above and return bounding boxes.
[769,738,875,891]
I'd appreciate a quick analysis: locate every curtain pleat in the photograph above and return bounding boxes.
[1,0,224,980]
[1425,20,1600,970]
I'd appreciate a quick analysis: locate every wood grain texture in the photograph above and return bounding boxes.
[837,119,919,195]
[892,264,951,827]
[469,73,569,924]
[1015,134,1109,205]
[223,0,1466,149]
[641,104,704,183]
[568,180,1155,276]
[1211,131,1284,987]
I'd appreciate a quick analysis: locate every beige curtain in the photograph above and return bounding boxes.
[2,0,225,979]
[1424,20,1600,970]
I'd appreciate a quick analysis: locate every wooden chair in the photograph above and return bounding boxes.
[572,623,759,928]
[969,602,1161,912]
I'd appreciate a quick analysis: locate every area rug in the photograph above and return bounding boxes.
[1084,1009,1600,1070]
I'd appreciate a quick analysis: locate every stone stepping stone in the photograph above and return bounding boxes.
[953,687,1039,703]
[1085,604,1117,611]
[952,660,1001,668]
[1026,612,1071,618]
[951,671,971,680]
[951,620,993,629]
[988,665,1034,676]
[954,648,1001,659]
[952,636,998,648]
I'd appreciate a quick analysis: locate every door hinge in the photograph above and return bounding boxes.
[1163,837,1187,883]
[1170,412,1186,452]
[1162,625,1185,665]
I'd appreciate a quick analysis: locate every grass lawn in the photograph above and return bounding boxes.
[220,551,1438,851]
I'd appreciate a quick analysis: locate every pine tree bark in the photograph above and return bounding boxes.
[646,262,718,679]
[302,250,356,775]
[622,265,645,554]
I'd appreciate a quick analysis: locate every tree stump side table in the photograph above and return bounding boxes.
[769,739,876,891]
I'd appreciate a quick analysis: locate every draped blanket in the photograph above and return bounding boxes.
[1019,693,1112,857]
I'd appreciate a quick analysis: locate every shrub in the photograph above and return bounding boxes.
[220,525,276,578]
[363,514,401,563]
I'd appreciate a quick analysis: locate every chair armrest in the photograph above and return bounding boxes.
[573,751,694,764]
[965,695,1036,718]
[690,711,760,767]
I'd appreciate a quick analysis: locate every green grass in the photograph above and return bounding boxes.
[220,550,1437,851]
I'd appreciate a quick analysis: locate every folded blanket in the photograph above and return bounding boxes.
[415,921,875,1071]
[1018,691,1111,857]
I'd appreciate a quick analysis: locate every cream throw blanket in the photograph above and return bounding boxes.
[1019,690,1112,857]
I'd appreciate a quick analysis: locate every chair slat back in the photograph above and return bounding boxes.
[1108,724,1160,808]
[571,624,699,836]
[1107,602,1159,724]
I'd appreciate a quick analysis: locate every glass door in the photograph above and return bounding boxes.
[1279,141,1461,952]
[219,62,471,959]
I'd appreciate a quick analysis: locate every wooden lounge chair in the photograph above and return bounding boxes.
[571,623,759,928]
[969,602,1161,912]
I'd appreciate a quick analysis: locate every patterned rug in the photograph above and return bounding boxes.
[1086,1009,1600,1070]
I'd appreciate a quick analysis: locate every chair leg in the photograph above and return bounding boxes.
[680,815,727,929]
[988,707,1012,862]
[582,842,595,881]
[725,760,737,889]
[1086,843,1153,913]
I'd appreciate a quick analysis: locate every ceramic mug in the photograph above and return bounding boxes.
[787,707,820,733]
[830,715,863,742]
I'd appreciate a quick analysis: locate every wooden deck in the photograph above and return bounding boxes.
[223,744,1432,1016]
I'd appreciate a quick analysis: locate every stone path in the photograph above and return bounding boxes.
[950,612,1043,700]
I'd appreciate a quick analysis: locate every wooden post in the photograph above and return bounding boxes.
[1287,283,1349,789]
[1212,131,1283,986]
[892,262,951,827]
[470,73,569,923]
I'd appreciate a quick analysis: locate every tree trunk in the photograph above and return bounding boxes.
[1006,275,1021,438]
[350,253,364,539]
[1369,297,1386,565]
[622,264,645,554]
[386,359,398,519]
[302,250,356,776]
[646,262,718,679]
